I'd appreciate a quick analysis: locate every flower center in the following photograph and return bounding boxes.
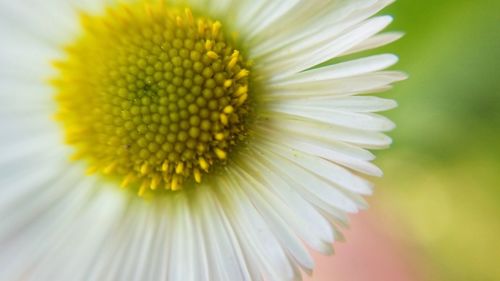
[52,2,251,195]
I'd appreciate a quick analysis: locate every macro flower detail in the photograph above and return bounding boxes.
[0,0,406,280]
[52,4,252,193]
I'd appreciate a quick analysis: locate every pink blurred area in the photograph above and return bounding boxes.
[304,212,422,281]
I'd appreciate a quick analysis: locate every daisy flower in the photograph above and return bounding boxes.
[0,0,405,280]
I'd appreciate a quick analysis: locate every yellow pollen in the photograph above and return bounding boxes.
[224,80,233,88]
[185,9,194,25]
[224,105,234,114]
[214,148,227,160]
[212,21,222,37]
[215,133,225,141]
[138,180,149,197]
[220,113,229,126]
[161,161,169,172]
[206,51,219,60]
[103,162,117,174]
[151,176,161,190]
[205,40,213,50]
[175,163,184,174]
[140,163,150,175]
[171,175,180,191]
[197,21,206,35]
[194,169,202,183]
[237,93,249,106]
[227,51,240,70]
[199,158,209,171]
[235,69,250,80]
[121,174,135,188]
[235,86,248,97]
[51,2,252,196]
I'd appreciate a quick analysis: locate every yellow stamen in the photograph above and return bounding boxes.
[121,174,135,188]
[175,163,184,174]
[197,21,206,34]
[194,169,202,183]
[235,69,249,80]
[220,113,229,126]
[207,51,219,60]
[234,85,248,97]
[224,106,234,114]
[103,162,117,174]
[224,80,233,88]
[138,180,149,197]
[205,40,213,50]
[214,148,227,160]
[212,21,221,37]
[199,158,209,171]
[140,163,150,175]
[227,51,239,70]
[215,133,225,141]
[150,176,160,190]
[162,161,170,172]
[237,93,248,106]
[185,8,194,25]
[171,175,180,191]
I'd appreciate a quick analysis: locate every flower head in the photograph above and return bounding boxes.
[0,0,405,280]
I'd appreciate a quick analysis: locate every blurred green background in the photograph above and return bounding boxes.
[372,0,500,280]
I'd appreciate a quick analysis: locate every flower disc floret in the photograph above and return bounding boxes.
[52,3,251,195]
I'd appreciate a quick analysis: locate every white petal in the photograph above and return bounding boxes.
[250,0,386,55]
[0,174,106,280]
[264,15,393,77]
[343,32,404,56]
[255,139,374,196]
[196,188,255,281]
[0,0,78,47]
[259,117,393,149]
[264,105,396,132]
[218,175,299,281]
[266,96,398,114]
[28,187,127,281]
[271,54,399,85]
[265,71,407,99]
[234,153,332,257]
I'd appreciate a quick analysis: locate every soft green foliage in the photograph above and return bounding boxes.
[374,1,500,280]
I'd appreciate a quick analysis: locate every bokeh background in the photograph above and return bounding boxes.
[306,0,500,280]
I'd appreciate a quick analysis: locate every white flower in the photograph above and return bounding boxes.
[0,0,405,280]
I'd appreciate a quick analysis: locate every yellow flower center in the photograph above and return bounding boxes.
[51,2,251,195]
